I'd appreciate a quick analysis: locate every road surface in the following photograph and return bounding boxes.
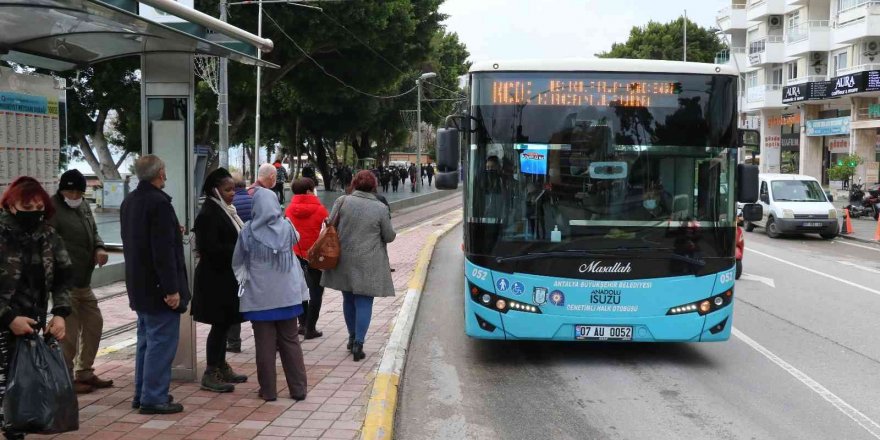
[397,227,880,440]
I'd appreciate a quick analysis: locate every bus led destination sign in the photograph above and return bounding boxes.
[491,79,680,108]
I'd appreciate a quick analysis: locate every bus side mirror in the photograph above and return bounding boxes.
[741,203,763,222]
[736,163,759,203]
[435,127,460,190]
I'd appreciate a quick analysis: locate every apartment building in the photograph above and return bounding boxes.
[716,0,880,186]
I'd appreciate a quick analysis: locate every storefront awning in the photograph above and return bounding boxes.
[0,0,278,71]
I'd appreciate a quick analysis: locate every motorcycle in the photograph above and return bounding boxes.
[845,181,879,219]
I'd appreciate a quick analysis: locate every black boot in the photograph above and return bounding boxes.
[219,362,248,384]
[201,367,234,393]
[352,343,365,362]
[347,335,355,351]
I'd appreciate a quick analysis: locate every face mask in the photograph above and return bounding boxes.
[643,199,658,210]
[64,197,83,209]
[14,210,45,232]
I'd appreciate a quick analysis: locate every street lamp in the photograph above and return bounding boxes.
[416,72,436,191]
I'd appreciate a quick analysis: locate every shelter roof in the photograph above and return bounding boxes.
[0,0,277,71]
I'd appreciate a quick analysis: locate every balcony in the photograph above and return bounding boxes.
[715,47,748,67]
[784,75,827,85]
[747,0,786,21]
[786,0,808,12]
[747,35,786,66]
[833,1,880,44]
[785,21,831,57]
[743,84,784,111]
[837,63,880,75]
[717,4,748,31]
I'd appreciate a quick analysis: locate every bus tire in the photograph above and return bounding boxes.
[735,260,742,280]
[744,221,756,232]
[766,217,781,239]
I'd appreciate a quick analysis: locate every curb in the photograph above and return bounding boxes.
[840,234,879,245]
[360,213,462,440]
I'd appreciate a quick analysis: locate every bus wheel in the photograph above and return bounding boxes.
[735,260,742,280]
[766,217,781,239]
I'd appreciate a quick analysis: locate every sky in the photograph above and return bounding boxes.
[439,0,726,63]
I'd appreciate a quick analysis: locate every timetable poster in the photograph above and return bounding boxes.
[0,85,61,187]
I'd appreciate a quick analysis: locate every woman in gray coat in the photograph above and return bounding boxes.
[232,189,310,401]
[321,170,396,361]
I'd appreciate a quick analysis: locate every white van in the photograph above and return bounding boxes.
[745,174,838,239]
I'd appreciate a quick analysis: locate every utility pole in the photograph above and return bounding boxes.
[683,10,688,62]
[218,0,230,169]
[254,0,263,179]
[415,72,437,192]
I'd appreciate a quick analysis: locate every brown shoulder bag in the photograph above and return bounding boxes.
[307,197,345,270]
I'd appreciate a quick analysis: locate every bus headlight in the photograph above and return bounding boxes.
[468,282,541,314]
[667,289,733,316]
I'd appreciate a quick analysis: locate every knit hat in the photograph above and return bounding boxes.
[59,169,87,193]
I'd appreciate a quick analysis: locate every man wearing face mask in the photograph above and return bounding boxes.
[49,169,113,394]
[121,155,190,415]
[634,182,671,220]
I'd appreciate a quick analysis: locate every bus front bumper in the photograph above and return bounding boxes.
[465,301,732,342]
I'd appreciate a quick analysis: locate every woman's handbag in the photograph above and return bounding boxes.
[307,197,345,270]
[3,333,79,434]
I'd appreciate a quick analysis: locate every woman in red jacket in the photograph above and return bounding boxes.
[285,178,329,339]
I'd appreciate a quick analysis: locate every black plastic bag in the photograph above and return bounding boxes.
[3,334,79,434]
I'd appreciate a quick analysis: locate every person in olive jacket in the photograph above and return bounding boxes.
[121,155,190,415]
[192,168,248,393]
[49,169,114,395]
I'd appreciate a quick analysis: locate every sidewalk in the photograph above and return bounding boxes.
[34,208,463,440]
[832,201,879,244]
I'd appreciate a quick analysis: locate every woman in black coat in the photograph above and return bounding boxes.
[192,168,248,393]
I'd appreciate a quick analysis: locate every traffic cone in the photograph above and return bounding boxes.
[842,208,853,235]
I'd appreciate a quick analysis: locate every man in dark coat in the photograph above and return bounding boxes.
[121,154,190,415]
[426,163,435,187]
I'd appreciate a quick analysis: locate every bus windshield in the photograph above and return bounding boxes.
[466,71,738,264]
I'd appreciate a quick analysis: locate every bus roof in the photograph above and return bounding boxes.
[469,58,738,76]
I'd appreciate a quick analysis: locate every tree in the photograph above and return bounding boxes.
[58,59,141,181]
[596,18,725,63]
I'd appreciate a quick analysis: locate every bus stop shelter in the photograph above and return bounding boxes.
[0,0,277,380]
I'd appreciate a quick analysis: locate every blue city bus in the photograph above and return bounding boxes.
[434,59,761,342]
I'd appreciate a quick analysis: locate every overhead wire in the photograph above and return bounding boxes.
[321,9,466,99]
[263,10,418,99]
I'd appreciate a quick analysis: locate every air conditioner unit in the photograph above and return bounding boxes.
[812,52,824,61]
[863,40,880,61]
[768,15,783,28]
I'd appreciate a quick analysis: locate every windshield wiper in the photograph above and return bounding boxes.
[495,250,615,263]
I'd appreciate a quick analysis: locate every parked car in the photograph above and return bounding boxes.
[745,173,839,240]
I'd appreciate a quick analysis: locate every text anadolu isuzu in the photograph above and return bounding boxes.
[433,59,762,342]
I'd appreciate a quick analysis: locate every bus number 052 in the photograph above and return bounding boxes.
[471,269,488,281]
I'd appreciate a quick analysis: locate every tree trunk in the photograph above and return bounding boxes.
[314,136,332,191]
[78,135,102,179]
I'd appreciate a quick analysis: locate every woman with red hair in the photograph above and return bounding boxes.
[0,177,73,439]
[321,171,396,361]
